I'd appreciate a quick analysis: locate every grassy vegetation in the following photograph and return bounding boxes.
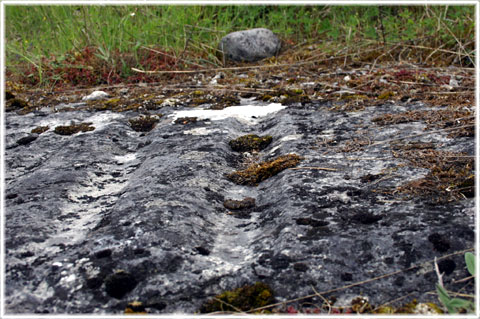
[4,5,476,88]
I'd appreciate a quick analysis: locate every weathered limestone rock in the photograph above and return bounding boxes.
[4,93,475,314]
[219,28,281,62]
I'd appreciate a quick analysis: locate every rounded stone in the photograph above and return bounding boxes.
[218,28,281,62]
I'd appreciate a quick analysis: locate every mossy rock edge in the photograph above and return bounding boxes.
[199,282,274,313]
[229,134,273,152]
[227,153,301,186]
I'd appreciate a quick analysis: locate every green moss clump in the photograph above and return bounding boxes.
[104,98,121,107]
[199,282,274,313]
[31,126,49,134]
[290,88,304,94]
[229,134,273,152]
[377,299,443,314]
[378,91,395,100]
[54,122,95,135]
[373,306,395,314]
[395,299,418,313]
[281,95,310,105]
[227,154,301,186]
[351,296,373,313]
[280,90,311,105]
[128,115,161,132]
[260,94,273,102]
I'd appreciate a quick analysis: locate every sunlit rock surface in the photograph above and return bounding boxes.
[4,96,474,314]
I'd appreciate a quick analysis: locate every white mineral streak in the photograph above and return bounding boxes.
[170,103,286,124]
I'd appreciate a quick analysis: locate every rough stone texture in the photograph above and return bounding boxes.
[219,28,281,62]
[4,96,475,314]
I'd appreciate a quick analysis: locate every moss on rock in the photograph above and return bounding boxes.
[128,115,161,132]
[377,90,395,100]
[199,282,274,313]
[229,134,272,152]
[54,122,95,135]
[31,126,49,134]
[211,95,240,110]
[223,197,256,210]
[227,154,301,186]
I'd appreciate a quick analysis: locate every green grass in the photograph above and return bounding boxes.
[5,5,476,87]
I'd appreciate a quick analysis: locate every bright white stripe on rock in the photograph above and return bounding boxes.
[170,103,286,124]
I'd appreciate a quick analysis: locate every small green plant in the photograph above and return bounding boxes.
[436,252,475,314]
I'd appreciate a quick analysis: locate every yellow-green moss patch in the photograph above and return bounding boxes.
[229,134,273,152]
[227,154,301,186]
[377,90,395,99]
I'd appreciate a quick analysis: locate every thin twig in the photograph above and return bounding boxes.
[212,297,246,314]
[401,43,470,57]
[310,285,332,314]
[425,290,475,299]
[452,275,475,284]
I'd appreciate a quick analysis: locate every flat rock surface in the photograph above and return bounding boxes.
[4,89,475,314]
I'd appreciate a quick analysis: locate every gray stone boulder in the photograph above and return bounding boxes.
[219,28,281,62]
